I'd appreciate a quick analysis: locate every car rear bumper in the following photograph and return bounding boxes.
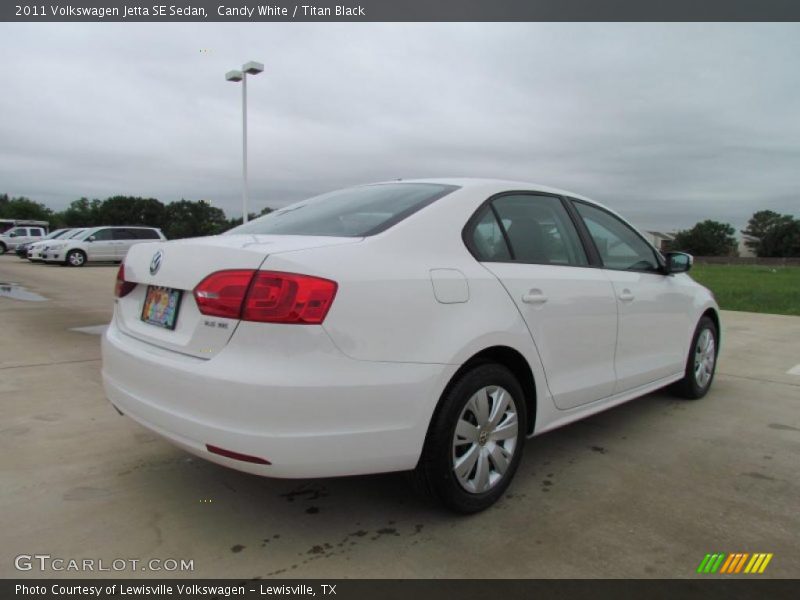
[102,314,455,478]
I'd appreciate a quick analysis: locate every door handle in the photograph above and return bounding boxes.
[522,289,548,305]
[618,289,635,302]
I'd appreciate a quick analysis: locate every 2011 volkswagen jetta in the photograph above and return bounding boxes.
[102,179,720,512]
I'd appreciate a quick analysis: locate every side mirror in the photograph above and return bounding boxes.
[8,233,16,238]
[87,235,96,242]
[665,252,693,274]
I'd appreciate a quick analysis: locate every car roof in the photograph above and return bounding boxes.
[369,177,620,218]
[87,225,160,230]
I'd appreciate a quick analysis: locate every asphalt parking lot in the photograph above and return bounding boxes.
[1,253,798,579]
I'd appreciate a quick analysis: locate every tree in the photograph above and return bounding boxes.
[161,199,229,239]
[758,218,800,258]
[97,196,165,227]
[225,207,274,230]
[671,220,738,257]
[741,210,797,257]
[60,197,103,227]
[0,196,53,221]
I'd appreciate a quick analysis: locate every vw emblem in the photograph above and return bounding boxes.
[149,250,163,275]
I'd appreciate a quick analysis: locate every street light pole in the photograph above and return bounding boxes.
[226,61,264,224]
[241,72,247,223]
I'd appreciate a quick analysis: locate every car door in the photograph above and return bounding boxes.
[570,200,693,392]
[112,228,137,259]
[125,228,161,255]
[8,227,29,248]
[469,193,619,409]
[87,228,116,261]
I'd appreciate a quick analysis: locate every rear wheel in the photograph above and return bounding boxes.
[671,316,718,399]
[65,249,86,267]
[414,363,526,513]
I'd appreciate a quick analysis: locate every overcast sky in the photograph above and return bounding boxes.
[1,22,798,231]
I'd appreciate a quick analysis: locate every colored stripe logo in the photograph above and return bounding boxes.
[697,553,773,574]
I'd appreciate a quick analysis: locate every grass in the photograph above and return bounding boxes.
[689,264,800,316]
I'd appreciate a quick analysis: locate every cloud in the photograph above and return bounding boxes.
[0,22,798,230]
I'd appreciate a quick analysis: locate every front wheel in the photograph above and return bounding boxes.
[65,249,87,267]
[671,316,719,399]
[0,243,7,255]
[414,363,526,513]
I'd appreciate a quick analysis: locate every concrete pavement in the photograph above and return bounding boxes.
[1,254,798,578]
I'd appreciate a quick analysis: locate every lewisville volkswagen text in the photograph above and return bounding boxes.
[102,179,720,512]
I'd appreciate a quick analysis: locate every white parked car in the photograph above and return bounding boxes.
[0,225,47,254]
[25,228,75,261]
[35,228,88,262]
[44,226,166,266]
[102,179,720,512]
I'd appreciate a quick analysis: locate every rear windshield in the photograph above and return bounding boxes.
[227,183,458,237]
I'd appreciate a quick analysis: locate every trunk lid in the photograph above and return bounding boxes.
[115,234,360,358]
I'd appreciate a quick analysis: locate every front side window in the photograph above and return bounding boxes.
[11,228,26,236]
[228,183,458,237]
[574,202,659,271]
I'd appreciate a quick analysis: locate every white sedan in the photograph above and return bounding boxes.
[102,179,719,512]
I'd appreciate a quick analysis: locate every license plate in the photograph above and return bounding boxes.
[141,286,183,330]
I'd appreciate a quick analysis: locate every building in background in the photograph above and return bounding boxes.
[645,231,675,252]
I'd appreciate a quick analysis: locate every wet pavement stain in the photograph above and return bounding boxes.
[742,472,777,481]
[231,544,245,553]
[63,486,112,501]
[0,282,47,302]
[280,484,329,502]
[768,423,800,432]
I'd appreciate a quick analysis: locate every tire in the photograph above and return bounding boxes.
[65,249,87,267]
[671,316,719,400]
[0,243,6,255]
[414,363,526,514]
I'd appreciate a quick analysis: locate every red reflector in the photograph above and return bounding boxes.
[114,263,136,298]
[193,270,255,319]
[206,444,271,465]
[243,271,338,324]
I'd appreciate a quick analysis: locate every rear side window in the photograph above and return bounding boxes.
[467,194,588,266]
[138,229,161,240]
[471,208,512,261]
[113,229,134,240]
[228,183,458,237]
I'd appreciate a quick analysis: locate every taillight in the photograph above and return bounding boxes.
[114,264,136,298]
[193,270,337,324]
[193,270,254,319]
[243,271,338,324]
